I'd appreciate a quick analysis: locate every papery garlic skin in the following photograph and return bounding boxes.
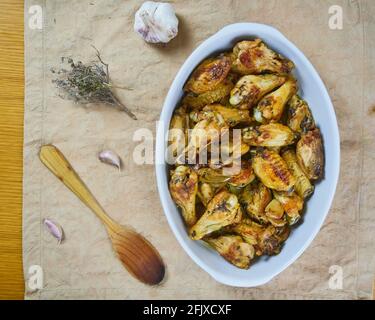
[134,1,179,44]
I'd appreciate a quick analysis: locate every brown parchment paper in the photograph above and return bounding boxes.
[23,0,375,299]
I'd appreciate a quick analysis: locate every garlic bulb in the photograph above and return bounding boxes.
[134,1,179,44]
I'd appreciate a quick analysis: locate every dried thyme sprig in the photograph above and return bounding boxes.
[51,47,137,120]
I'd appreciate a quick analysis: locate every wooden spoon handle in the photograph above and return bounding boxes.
[39,145,117,230]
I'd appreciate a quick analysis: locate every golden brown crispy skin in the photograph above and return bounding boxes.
[242,123,295,147]
[216,136,250,166]
[260,224,290,255]
[168,106,189,158]
[253,78,297,123]
[227,160,255,188]
[197,182,215,207]
[252,149,296,191]
[183,76,235,109]
[197,167,231,185]
[203,104,252,127]
[296,128,324,180]
[229,74,286,109]
[190,190,242,240]
[240,181,272,223]
[264,199,285,221]
[281,148,314,198]
[169,166,198,226]
[231,219,290,256]
[205,235,254,269]
[286,94,315,133]
[184,55,232,94]
[273,191,304,225]
[230,219,260,246]
[232,39,294,75]
[180,114,229,163]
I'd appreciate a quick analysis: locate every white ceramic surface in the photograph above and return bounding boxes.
[155,23,340,287]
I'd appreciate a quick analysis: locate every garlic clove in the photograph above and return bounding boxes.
[134,1,179,44]
[98,150,122,171]
[43,218,64,244]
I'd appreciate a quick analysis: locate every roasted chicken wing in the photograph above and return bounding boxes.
[253,78,297,123]
[169,166,198,226]
[208,131,250,169]
[184,55,232,94]
[231,219,290,256]
[229,74,286,109]
[273,191,304,225]
[296,128,324,180]
[242,123,295,147]
[183,76,234,109]
[227,160,255,188]
[197,167,231,185]
[265,199,287,227]
[190,190,242,240]
[203,104,252,127]
[252,149,296,191]
[240,181,272,223]
[168,106,189,159]
[231,39,294,75]
[205,235,254,269]
[281,148,314,198]
[181,114,229,163]
[217,135,250,163]
[197,182,215,207]
[286,94,315,133]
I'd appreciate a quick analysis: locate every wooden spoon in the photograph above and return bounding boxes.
[39,144,165,285]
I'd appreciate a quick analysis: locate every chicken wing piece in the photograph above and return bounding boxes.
[183,76,234,109]
[227,160,255,188]
[184,54,232,94]
[230,219,260,246]
[169,166,198,226]
[217,135,250,162]
[197,167,231,185]
[180,114,229,163]
[240,181,272,223]
[189,109,201,124]
[207,132,250,170]
[190,190,242,240]
[259,224,290,256]
[205,235,254,269]
[242,123,296,147]
[281,149,314,198]
[203,104,252,127]
[168,106,189,160]
[264,198,287,227]
[296,128,324,180]
[197,182,215,207]
[252,149,296,191]
[231,219,289,256]
[253,78,297,123]
[273,191,304,225]
[231,39,294,75]
[286,94,315,133]
[229,74,286,109]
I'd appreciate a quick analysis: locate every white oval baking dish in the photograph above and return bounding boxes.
[155,23,340,287]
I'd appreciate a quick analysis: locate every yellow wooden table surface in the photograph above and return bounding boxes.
[0,0,25,299]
